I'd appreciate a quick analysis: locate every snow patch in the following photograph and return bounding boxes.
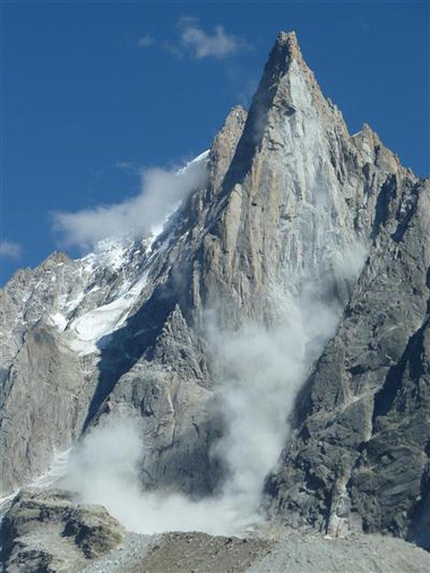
[30,448,73,491]
[50,312,68,332]
[68,272,148,355]
[83,239,128,271]
[0,448,72,518]
[63,291,86,314]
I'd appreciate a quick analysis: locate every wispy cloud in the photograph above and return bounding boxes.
[53,153,208,250]
[115,160,139,173]
[177,17,250,59]
[0,240,22,259]
[138,34,155,48]
[138,18,250,60]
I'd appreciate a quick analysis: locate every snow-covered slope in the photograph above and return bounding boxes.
[1,151,210,366]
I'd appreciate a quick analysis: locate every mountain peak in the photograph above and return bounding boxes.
[261,30,305,87]
[221,30,341,192]
[275,30,301,57]
[2,32,429,569]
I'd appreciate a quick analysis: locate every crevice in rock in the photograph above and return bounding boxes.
[372,321,427,427]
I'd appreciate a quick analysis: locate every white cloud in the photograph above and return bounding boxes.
[178,17,249,59]
[0,240,22,259]
[53,153,208,250]
[138,34,155,48]
[139,19,250,61]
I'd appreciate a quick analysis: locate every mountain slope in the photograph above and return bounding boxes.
[1,31,428,554]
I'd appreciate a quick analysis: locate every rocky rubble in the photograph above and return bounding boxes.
[76,530,430,573]
[3,496,429,573]
[1,489,125,572]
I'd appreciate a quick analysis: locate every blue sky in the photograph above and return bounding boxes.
[1,1,428,284]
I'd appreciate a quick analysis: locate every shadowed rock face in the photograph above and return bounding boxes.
[0,30,428,547]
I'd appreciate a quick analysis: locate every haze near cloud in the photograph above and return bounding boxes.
[0,241,22,259]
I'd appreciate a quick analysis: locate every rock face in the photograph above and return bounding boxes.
[266,176,430,544]
[1,489,125,572]
[0,30,428,548]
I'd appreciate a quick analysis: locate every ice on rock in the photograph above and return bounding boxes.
[49,312,68,332]
[69,272,148,354]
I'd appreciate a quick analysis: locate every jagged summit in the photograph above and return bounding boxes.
[276,30,298,45]
[254,29,327,112]
[221,29,351,194]
[269,30,304,70]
